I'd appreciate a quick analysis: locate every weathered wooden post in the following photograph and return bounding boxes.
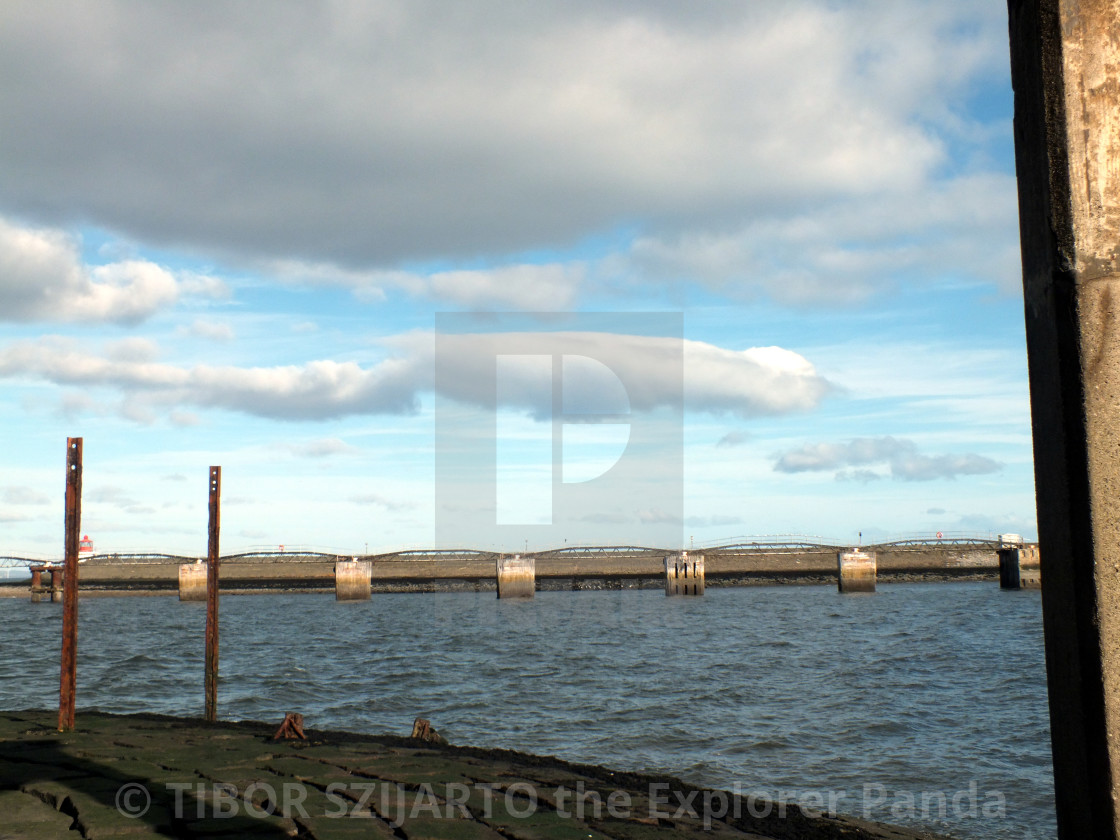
[334,559,372,600]
[664,552,704,596]
[837,549,877,593]
[178,563,207,601]
[1008,0,1120,834]
[496,555,535,598]
[58,437,81,732]
[205,466,220,723]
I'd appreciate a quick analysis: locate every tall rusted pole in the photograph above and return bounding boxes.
[204,466,221,723]
[58,437,82,732]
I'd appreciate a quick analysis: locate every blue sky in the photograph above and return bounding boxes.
[0,1,1035,559]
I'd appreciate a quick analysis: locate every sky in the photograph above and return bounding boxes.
[0,0,1037,560]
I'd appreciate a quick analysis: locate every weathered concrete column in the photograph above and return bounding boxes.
[178,563,207,601]
[49,567,63,603]
[837,550,876,593]
[29,566,45,603]
[1008,1,1120,835]
[496,555,535,599]
[335,559,372,601]
[998,545,1043,590]
[664,552,704,596]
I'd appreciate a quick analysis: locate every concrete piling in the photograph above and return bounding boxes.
[837,550,877,593]
[49,567,64,603]
[29,566,45,603]
[178,563,208,601]
[665,552,704,596]
[496,555,535,599]
[334,559,372,600]
[999,545,1042,590]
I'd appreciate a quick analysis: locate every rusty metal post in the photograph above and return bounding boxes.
[58,437,82,732]
[205,466,221,723]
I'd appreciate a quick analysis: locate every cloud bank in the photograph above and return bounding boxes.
[0,332,832,422]
[774,436,1001,481]
[0,0,1012,299]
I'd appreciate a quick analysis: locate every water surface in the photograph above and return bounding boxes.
[0,583,1054,839]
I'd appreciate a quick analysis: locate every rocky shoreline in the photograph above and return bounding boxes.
[0,709,953,839]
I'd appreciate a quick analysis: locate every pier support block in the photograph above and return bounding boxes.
[49,567,64,603]
[178,564,207,601]
[837,550,877,593]
[999,545,1042,590]
[335,560,371,601]
[29,566,45,603]
[496,555,535,599]
[665,552,704,596]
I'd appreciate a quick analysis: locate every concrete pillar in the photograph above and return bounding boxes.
[837,550,876,593]
[999,545,1042,590]
[335,559,371,601]
[178,563,207,602]
[49,567,63,603]
[496,555,535,599]
[29,566,45,603]
[665,552,704,596]
[1008,1,1120,834]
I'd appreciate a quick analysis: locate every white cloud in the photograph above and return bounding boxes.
[774,436,1001,481]
[1,486,51,505]
[0,331,831,422]
[349,493,416,512]
[0,218,179,323]
[269,260,584,310]
[716,431,750,448]
[178,319,235,342]
[287,438,359,458]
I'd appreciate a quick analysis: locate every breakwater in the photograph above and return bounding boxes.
[0,542,1005,597]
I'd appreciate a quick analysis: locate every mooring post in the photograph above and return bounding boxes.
[205,466,221,723]
[58,437,81,732]
[1007,1,1120,835]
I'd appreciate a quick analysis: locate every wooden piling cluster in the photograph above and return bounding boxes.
[837,550,877,593]
[999,544,1041,590]
[334,559,372,600]
[496,555,535,598]
[665,552,704,596]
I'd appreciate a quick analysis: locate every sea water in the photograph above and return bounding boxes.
[0,582,1054,839]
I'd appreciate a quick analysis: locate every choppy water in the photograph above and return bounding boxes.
[0,583,1053,839]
